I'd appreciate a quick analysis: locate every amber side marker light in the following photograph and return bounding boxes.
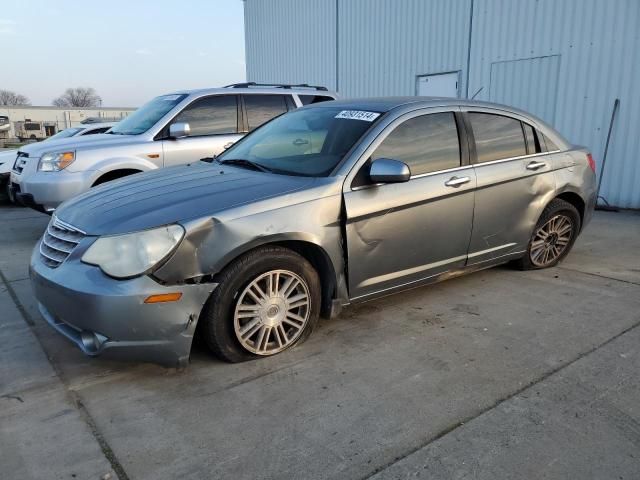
[59,152,76,169]
[144,293,183,304]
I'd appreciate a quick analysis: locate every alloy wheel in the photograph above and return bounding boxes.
[233,269,311,355]
[530,214,574,267]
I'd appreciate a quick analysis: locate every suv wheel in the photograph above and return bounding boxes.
[199,246,321,362]
[517,198,581,270]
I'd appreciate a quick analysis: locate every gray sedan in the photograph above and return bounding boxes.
[30,97,597,367]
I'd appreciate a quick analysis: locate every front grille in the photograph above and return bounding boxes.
[40,217,85,268]
[12,152,28,174]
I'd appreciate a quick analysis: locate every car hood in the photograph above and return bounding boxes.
[18,133,137,156]
[56,162,316,235]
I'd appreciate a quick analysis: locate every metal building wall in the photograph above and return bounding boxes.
[244,0,640,208]
[244,0,337,89]
[467,0,640,208]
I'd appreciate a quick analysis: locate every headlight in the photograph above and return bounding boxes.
[38,151,75,172]
[81,225,184,279]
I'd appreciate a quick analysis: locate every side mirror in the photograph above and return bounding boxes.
[369,158,411,184]
[169,122,190,139]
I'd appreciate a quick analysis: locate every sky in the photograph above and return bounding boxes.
[0,0,246,107]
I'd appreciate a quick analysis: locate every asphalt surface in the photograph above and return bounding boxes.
[1,204,639,480]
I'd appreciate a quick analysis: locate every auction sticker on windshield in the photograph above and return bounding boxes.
[335,110,381,122]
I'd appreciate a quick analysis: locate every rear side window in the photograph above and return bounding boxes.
[299,95,334,105]
[469,113,527,163]
[523,123,541,154]
[372,112,460,176]
[244,95,288,131]
[542,133,559,151]
[174,95,238,136]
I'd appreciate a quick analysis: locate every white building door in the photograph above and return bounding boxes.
[416,72,459,98]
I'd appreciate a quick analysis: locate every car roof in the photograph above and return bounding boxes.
[307,96,534,115]
[166,86,338,97]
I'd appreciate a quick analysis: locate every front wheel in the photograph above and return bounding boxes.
[516,198,581,270]
[199,246,321,362]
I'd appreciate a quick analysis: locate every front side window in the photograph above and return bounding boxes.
[244,95,288,131]
[110,94,187,135]
[173,95,238,136]
[469,113,527,163]
[372,112,460,176]
[218,107,381,177]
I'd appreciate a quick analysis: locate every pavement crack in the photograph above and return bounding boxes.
[361,319,640,479]
[557,266,640,286]
[1,393,24,403]
[0,264,131,480]
[0,267,35,326]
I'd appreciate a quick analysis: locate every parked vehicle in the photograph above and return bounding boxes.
[10,83,337,213]
[30,97,596,367]
[0,115,10,132]
[1,123,115,203]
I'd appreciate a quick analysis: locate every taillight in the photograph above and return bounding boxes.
[587,153,596,173]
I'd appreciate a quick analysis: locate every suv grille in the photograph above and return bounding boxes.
[12,152,28,174]
[40,217,85,268]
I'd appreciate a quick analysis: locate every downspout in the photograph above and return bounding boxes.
[465,0,475,98]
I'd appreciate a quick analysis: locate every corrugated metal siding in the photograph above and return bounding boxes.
[468,0,640,208]
[488,55,561,124]
[244,0,640,208]
[337,0,472,97]
[244,0,337,89]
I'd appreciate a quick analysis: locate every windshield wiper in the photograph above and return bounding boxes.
[216,158,273,173]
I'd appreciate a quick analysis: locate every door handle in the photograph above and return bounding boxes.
[223,142,235,150]
[444,176,471,187]
[526,160,546,171]
[293,138,309,146]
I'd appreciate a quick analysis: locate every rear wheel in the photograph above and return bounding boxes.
[199,246,321,362]
[516,198,581,270]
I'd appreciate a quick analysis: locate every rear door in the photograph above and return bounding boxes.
[162,94,243,166]
[343,109,476,300]
[464,109,556,264]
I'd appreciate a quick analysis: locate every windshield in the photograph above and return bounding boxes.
[218,107,382,177]
[109,94,187,135]
[47,127,83,140]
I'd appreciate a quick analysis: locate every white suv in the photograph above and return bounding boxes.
[1,122,115,203]
[10,83,337,212]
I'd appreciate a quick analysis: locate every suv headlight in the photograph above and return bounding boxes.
[81,225,184,279]
[38,151,75,171]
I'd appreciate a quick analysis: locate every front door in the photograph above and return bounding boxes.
[343,110,475,300]
[162,94,243,167]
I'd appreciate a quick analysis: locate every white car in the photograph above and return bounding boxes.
[1,123,115,202]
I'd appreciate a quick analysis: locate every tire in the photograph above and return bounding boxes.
[199,246,321,363]
[515,198,581,270]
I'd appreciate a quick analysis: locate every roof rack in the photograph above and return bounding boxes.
[224,82,328,91]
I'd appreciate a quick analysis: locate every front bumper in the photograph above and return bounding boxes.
[29,242,216,367]
[10,169,95,212]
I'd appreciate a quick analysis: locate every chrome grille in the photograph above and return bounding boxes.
[40,217,85,268]
[12,152,28,174]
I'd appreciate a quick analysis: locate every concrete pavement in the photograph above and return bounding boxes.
[0,204,639,480]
